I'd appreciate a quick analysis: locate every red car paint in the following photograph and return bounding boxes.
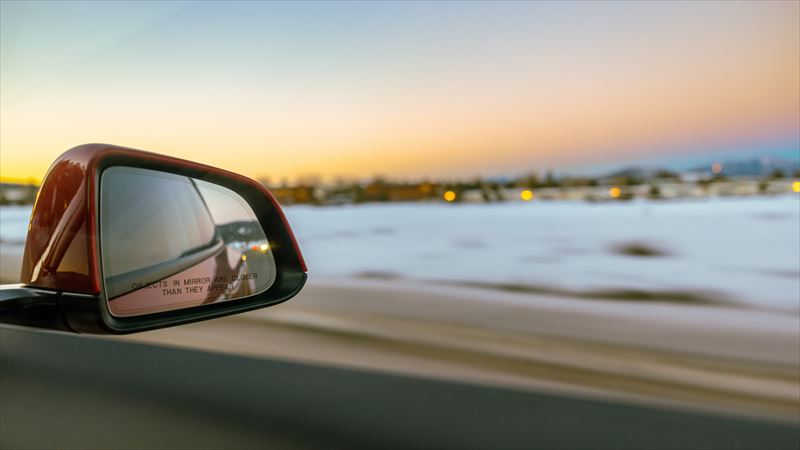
[20,144,305,295]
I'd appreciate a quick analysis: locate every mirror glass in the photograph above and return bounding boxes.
[100,166,276,317]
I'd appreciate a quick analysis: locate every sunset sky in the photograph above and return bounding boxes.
[1,1,798,183]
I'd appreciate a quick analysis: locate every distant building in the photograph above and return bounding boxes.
[362,180,390,202]
[0,182,38,205]
[269,186,317,205]
[360,181,440,203]
[387,186,426,202]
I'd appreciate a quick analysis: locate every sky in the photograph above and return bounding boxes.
[1,0,798,183]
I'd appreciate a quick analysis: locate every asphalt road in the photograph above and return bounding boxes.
[127,278,800,421]
[2,325,798,450]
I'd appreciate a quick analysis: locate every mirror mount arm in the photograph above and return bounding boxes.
[0,285,73,331]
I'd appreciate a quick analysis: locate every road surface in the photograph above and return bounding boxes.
[2,325,798,449]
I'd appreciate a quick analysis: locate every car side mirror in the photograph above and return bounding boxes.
[0,144,307,334]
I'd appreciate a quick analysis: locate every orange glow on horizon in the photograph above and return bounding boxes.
[609,187,622,199]
[1,2,798,181]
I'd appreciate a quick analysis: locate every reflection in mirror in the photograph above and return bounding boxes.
[100,166,276,317]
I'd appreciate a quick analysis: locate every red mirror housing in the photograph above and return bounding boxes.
[10,143,307,333]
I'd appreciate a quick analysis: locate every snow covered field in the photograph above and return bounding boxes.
[0,206,31,246]
[2,196,798,311]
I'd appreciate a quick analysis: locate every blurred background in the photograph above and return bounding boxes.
[1,1,798,422]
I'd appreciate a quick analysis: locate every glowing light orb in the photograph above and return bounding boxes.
[520,190,534,201]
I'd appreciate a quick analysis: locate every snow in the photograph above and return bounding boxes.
[2,196,798,311]
[0,206,31,245]
[284,196,800,311]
